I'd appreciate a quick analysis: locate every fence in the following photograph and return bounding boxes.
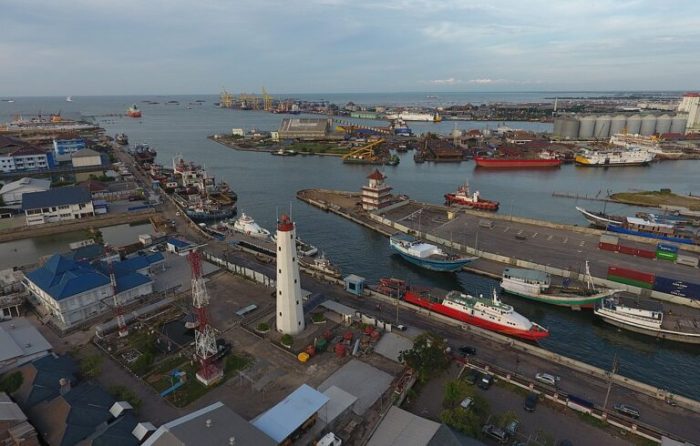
[202,251,275,288]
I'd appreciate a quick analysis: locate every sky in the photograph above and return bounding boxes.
[1,0,699,95]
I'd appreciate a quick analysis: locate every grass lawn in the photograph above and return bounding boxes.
[611,190,700,211]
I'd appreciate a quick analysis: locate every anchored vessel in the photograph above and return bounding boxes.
[594,296,700,344]
[606,217,700,245]
[309,252,341,278]
[403,288,549,341]
[474,152,562,168]
[576,206,624,229]
[444,181,499,211]
[575,148,654,166]
[389,233,477,272]
[127,105,142,118]
[227,213,271,239]
[500,262,617,308]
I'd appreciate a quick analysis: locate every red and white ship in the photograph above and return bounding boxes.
[127,105,142,118]
[444,181,499,211]
[403,287,549,341]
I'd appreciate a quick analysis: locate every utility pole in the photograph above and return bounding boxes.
[603,354,619,413]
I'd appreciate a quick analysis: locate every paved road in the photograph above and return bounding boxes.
[385,203,700,285]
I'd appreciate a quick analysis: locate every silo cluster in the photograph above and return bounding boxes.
[553,113,689,139]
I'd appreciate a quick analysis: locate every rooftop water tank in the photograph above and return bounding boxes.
[655,114,672,135]
[594,115,611,139]
[610,114,628,136]
[578,115,596,139]
[640,114,657,136]
[671,114,688,133]
[625,114,642,134]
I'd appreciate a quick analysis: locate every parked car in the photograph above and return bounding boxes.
[464,369,481,385]
[535,372,559,386]
[524,392,538,412]
[482,424,508,443]
[395,324,407,331]
[460,397,474,410]
[504,418,520,436]
[478,373,494,390]
[613,403,640,419]
[458,345,477,356]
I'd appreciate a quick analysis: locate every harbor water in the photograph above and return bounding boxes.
[1,94,699,400]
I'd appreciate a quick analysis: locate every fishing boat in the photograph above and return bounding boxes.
[576,206,624,229]
[606,217,699,245]
[309,253,341,278]
[444,181,499,211]
[594,296,700,344]
[198,223,226,240]
[385,154,400,166]
[500,262,618,308]
[66,96,73,102]
[403,288,549,341]
[389,233,477,272]
[127,105,142,118]
[228,213,271,239]
[184,203,236,222]
[297,238,318,257]
[115,133,129,146]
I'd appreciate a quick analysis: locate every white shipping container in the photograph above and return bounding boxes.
[599,234,619,245]
[676,255,699,268]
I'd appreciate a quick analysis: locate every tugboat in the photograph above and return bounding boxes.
[402,286,549,341]
[309,252,341,278]
[389,233,477,272]
[115,133,129,146]
[500,261,618,308]
[444,180,499,211]
[227,213,271,239]
[127,105,142,118]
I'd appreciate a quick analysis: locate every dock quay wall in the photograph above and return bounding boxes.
[0,209,156,243]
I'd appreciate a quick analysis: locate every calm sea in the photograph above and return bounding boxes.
[1,93,699,399]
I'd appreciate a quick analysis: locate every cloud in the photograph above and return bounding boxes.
[429,78,462,85]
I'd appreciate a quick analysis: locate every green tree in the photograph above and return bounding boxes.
[0,372,23,393]
[80,354,103,378]
[397,333,450,382]
[440,407,482,438]
[443,379,470,408]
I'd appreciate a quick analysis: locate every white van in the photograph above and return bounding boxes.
[535,372,559,386]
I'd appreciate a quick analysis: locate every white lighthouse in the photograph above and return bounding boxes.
[275,214,305,335]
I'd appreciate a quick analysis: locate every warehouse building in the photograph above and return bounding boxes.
[22,186,95,226]
[278,118,331,140]
[0,177,51,209]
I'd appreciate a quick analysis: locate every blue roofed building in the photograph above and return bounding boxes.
[53,137,86,162]
[23,253,155,329]
[252,384,330,444]
[12,355,78,410]
[22,186,95,226]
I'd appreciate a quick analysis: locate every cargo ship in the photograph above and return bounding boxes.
[474,152,562,168]
[444,181,499,211]
[500,262,618,308]
[127,105,142,118]
[594,296,700,344]
[389,233,477,272]
[402,288,549,341]
[385,111,442,122]
[575,148,654,166]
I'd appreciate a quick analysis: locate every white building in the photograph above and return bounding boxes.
[275,214,305,335]
[0,318,52,374]
[71,148,103,168]
[23,253,161,329]
[0,177,51,208]
[0,144,51,173]
[22,186,95,226]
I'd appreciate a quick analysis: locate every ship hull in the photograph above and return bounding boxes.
[474,157,561,168]
[445,194,499,211]
[596,313,700,344]
[185,207,236,222]
[576,207,623,228]
[403,292,548,341]
[501,288,611,308]
[575,156,651,167]
[606,224,695,245]
[390,246,473,272]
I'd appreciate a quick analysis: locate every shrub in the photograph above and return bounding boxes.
[281,334,293,347]
[0,372,23,393]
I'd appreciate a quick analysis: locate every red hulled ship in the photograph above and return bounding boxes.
[444,181,499,211]
[475,151,561,168]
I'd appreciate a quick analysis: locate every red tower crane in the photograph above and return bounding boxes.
[187,250,222,385]
[104,246,128,337]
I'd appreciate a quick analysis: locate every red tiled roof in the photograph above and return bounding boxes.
[367,169,385,180]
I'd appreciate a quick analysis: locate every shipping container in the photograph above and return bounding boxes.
[676,255,699,268]
[635,249,656,259]
[656,251,678,261]
[607,266,655,285]
[653,276,700,299]
[600,234,619,245]
[618,245,637,255]
[598,242,619,252]
[657,243,679,253]
[607,275,654,289]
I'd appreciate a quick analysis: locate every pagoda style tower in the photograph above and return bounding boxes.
[275,214,305,335]
[361,169,392,211]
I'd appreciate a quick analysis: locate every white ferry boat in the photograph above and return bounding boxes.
[575,147,654,166]
[227,213,271,239]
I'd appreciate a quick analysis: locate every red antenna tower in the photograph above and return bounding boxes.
[187,250,222,385]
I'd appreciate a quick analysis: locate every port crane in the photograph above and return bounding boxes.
[342,139,386,164]
[219,88,234,108]
[262,87,273,112]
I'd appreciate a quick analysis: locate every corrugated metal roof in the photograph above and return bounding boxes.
[0,177,51,195]
[252,384,329,443]
[367,406,440,446]
[0,318,52,362]
[22,186,92,210]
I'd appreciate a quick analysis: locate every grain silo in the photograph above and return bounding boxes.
[578,115,596,139]
[594,115,611,139]
[655,114,672,135]
[560,118,580,140]
[640,114,657,136]
[610,114,627,136]
[626,115,642,134]
[553,117,564,137]
[671,114,688,133]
